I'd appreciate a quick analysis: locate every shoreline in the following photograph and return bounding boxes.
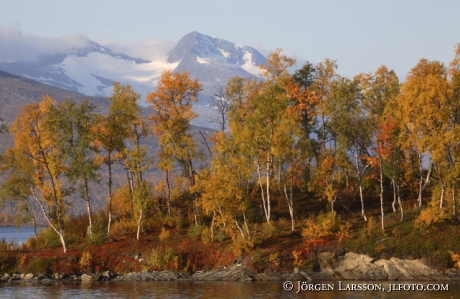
[2,251,459,283]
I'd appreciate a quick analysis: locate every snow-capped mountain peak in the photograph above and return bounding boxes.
[0,31,268,127]
[168,31,266,76]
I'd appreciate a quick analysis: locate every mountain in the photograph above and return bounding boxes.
[0,32,267,128]
[0,69,109,122]
[168,31,266,92]
[0,36,167,100]
[0,69,110,150]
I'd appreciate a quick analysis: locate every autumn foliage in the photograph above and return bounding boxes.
[1,45,460,272]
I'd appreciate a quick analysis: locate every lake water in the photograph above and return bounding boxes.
[0,281,459,299]
[0,226,42,245]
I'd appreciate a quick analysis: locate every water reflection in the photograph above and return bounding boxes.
[1,281,459,299]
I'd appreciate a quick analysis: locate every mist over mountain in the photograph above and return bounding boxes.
[0,29,268,128]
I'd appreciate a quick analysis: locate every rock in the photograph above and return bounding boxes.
[284,272,310,281]
[317,252,336,271]
[113,271,181,282]
[179,272,191,279]
[40,278,54,283]
[23,273,34,280]
[191,265,255,281]
[100,271,111,281]
[255,270,284,281]
[309,251,453,281]
[333,252,388,280]
[54,273,63,280]
[8,276,21,282]
[81,273,100,283]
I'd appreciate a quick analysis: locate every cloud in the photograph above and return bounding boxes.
[0,24,91,62]
[100,38,176,61]
[246,42,272,57]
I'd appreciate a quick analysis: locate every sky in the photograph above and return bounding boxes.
[0,0,459,80]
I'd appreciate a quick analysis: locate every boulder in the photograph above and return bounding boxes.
[312,252,455,281]
[333,252,388,280]
[23,273,34,280]
[81,273,100,283]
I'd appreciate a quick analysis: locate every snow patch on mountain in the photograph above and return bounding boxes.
[60,51,178,97]
[196,57,210,64]
[241,51,262,76]
[0,29,270,128]
[218,48,230,58]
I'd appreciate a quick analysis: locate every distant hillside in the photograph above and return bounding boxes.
[0,69,213,221]
[0,69,110,123]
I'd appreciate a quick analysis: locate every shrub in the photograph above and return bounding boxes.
[65,214,88,243]
[187,224,204,239]
[292,248,317,269]
[201,227,212,244]
[230,234,252,256]
[304,259,320,272]
[450,251,460,269]
[158,227,170,241]
[173,214,187,229]
[0,238,19,251]
[415,204,450,229]
[249,250,266,272]
[301,212,338,240]
[365,216,380,237]
[269,252,280,267]
[33,228,61,250]
[260,222,276,239]
[293,250,303,267]
[27,257,54,274]
[18,253,28,271]
[426,250,453,269]
[214,228,227,243]
[79,251,93,273]
[336,221,353,242]
[0,252,16,272]
[149,247,178,270]
[87,214,109,246]
[111,219,137,238]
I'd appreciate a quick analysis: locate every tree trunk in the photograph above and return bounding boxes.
[440,178,445,208]
[379,155,385,230]
[165,169,172,216]
[355,149,367,222]
[418,153,423,207]
[107,154,113,238]
[235,219,246,242]
[84,180,93,238]
[282,173,295,231]
[396,183,404,221]
[417,154,432,207]
[453,187,457,216]
[266,155,271,223]
[210,212,216,241]
[31,188,67,253]
[26,199,38,238]
[136,208,143,240]
[256,161,270,223]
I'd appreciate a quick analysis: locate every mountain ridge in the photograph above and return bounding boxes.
[0,31,268,128]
